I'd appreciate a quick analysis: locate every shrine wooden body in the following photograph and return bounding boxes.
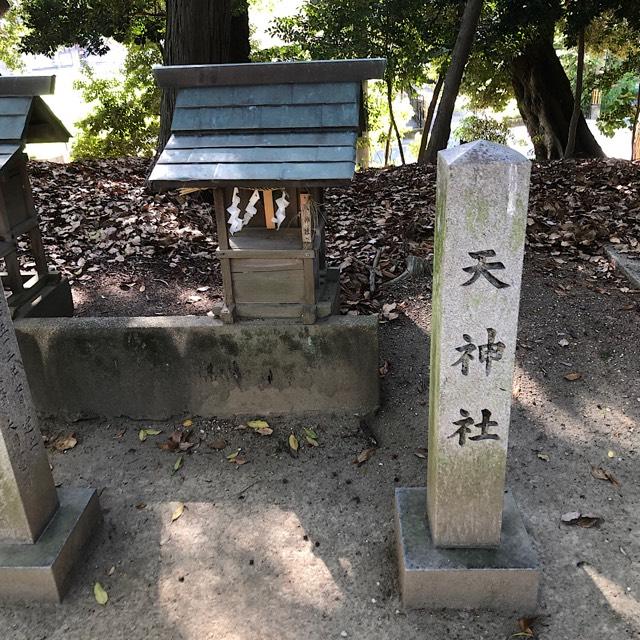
[149,59,385,324]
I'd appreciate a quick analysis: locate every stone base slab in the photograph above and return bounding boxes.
[605,245,640,289]
[395,487,540,613]
[0,488,102,603]
[15,315,379,420]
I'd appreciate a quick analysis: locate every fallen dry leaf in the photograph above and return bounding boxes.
[511,617,537,638]
[414,448,428,459]
[378,360,390,377]
[354,447,376,465]
[590,465,621,487]
[171,502,185,522]
[537,453,550,462]
[289,433,299,457]
[564,372,582,381]
[53,433,77,452]
[182,419,193,428]
[208,437,226,450]
[561,511,603,528]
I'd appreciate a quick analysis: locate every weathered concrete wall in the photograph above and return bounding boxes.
[15,316,379,421]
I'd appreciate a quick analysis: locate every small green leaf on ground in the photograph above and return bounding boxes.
[247,419,273,436]
[247,419,270,430]
[303,428,318,446]
[182,419,193,428]
[172,455,184,474]
[171,502,185,522]
[94,582,108,606]
[227,449,247,465]
[139,428,162,442]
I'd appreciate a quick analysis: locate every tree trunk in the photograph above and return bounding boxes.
[424,0,484,163]
[417,73,444,164]
[158,0,247,150]
[510,36,605,160]
[384,122,392,166]
[631,75,640,161]
[386,77,405,165]
[229,1,251,63]
[564,28,585,159]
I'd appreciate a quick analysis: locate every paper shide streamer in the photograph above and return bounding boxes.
[243,189,260,226]
[274,190,289,230]
[226,187,243,235]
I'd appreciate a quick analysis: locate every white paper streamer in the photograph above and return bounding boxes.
[274,190,289,230]
[226,187,243,235]
[243,189,260,226]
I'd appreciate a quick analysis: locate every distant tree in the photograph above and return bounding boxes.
[0,1,27,70]
[423,0,483,163]
[72,44,161,159]
[271,0,461,165]
[19,0,251,151]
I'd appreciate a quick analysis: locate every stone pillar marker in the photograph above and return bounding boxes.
[0,290,101,602]
[395,141,540,613]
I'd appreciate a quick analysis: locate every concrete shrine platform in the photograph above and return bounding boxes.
[14,314,379,420]
[395,487,540,613]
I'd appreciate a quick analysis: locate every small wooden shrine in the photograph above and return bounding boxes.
[0,75,73,319]
[149,59,385,323]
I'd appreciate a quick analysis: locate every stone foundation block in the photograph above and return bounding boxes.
[395,487,540,613]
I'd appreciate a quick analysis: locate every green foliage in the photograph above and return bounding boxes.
[270,0,460,93]
[453,114,511,145]
[561,14,640,138]
[71,44,161,159]
[19,0,165,56]
[598,70,639,136]
[0,1,28,70]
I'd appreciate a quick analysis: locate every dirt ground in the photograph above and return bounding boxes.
[0,250,638,640]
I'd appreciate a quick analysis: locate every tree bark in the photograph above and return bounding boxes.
[229,1,251,63]
[510,36,605,160]
[384,122,392,166]
[158,0,248,151]
[632,74,640,161]
[564,28,585,159]
[386,77,405,165]
[424,0,484,163]
[417,73,444,164]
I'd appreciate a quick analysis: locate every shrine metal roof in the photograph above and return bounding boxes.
[148,59,386,190]
[0,75,71,172]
